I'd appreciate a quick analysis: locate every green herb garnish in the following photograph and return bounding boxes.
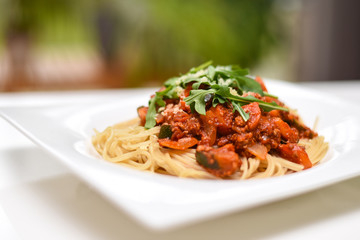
[144,61,288,129]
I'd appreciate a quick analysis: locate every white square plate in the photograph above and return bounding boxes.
[1,80,360,230]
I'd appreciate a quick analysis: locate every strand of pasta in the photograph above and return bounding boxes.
[92,118,328,180]
[299,136,329,165]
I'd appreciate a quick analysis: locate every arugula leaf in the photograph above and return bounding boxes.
[230,65,250,76]
[164,77,178,87]
[192,81,209,90]
[184,89,216,115]
[144,87,171,129]
[143,61,288,128]
[189,60,213,73]
[212,95,225,107]
[238,95,287,112]
[208,65,216,80]
[215,68,249,79]
[263,92,278,99]
[184,83,287,119]
[181,76,210,89]
[235,76,264,95]
[145,96,160,129]
[231,101,250,121]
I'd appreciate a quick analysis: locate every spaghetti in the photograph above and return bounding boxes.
[92,62,328,179]
[92,119,328,179]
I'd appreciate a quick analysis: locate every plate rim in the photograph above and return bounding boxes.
[1,79,360,229]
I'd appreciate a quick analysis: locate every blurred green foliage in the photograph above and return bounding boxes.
[0,0,95,50]
[128,0,278,85]
[0,0,280,87]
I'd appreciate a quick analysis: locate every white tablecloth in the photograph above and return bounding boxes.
[1,81,360,240]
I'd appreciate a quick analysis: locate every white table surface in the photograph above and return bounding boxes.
[0,81,360,240]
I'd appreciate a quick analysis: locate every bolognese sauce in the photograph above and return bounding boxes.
[138,79,317,178]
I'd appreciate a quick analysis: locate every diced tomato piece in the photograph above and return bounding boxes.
[183,84,192,98]
[242,102,261,131]
[255,76,268,92]
[179,100,191,112]
[213,105,233,135]
[156,113,165,124]
[158,137,198,150]
[173,110,190,122]
[137,106,148,126]
[277,143,312,169]
[199,123,217,146]
[158,86,166,92]
[272,117,299,143]
[268,110,281,117]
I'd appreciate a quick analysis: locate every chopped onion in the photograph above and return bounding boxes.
[247,143,267,160]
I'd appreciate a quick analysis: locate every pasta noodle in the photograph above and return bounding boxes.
[92,62,329,179]
[92,118,329,179]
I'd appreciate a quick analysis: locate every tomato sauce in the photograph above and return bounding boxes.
[138,86,317,178]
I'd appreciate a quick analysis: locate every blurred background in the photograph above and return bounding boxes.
[0,0,359,92]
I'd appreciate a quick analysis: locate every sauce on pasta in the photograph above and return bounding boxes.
[92,62,328,179]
